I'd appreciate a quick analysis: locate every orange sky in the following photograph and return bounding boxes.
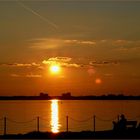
[0,1,140,96]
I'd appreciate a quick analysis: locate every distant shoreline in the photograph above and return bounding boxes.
[0,95,140,100]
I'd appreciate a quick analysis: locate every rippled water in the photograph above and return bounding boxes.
[0,100,140,134]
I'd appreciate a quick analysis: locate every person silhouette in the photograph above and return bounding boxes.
[118,114,127,131]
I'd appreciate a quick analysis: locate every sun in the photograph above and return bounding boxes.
[50,65,60,74]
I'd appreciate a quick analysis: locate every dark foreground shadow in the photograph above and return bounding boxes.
[1,128,140,139]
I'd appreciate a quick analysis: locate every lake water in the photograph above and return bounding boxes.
[0,100,140,134]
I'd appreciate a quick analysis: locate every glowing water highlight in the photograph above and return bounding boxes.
[51,100,59,133]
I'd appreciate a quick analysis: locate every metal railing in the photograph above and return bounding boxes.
[0,114,139,135]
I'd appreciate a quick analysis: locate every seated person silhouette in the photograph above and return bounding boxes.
[118,114,127,131]
[113,114,127,131]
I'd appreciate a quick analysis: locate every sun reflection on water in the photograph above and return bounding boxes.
[51,99,60,133]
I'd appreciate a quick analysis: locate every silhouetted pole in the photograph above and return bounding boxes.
[37,116,40,132]
[66,116,68,132]
[4,117,6,135]
[93,115,96,132]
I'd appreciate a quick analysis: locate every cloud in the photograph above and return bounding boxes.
[113,40,133,46]
[30,38,96,49]
[2,58,119,71]
[10,73,42,78]
[0,62,40,68]
[14,63,32,67]
[112,40,140,52]
[89,60,119,66]
[42,57,81,68]
[47,57,72,62]
[64,63,80,68]
[64,39,96,45]
[42,57,119,68]
[116,46,140,52]
[30,38,140,52]
[10,74,20,77]
[25,74,42,78]
[0,58,81,69]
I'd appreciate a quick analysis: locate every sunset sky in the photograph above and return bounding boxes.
[0,0,140,96]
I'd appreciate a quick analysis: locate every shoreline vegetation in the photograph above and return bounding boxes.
[0,93,140,100]
[1,129,140,139]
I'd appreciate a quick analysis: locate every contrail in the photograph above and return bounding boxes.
[16,0,58,30]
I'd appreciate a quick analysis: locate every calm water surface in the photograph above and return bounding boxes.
[0,100,140,134]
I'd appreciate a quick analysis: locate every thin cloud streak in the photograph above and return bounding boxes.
[0,62,40,68]
[16,0,58,30]
[30,38,96,49]
[10,73,42,78]
[89,60,119,66]
[30,38,140,50]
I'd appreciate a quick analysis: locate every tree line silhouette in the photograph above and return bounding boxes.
[0,92,140,100]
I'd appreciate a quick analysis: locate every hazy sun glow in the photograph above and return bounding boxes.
[51,99,59,133]
[50,65,60,74]
[95,78,102,84]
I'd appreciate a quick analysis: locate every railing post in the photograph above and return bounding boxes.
[4,117,6,135]
[93,115,96,132]
[66,115,68,132]
[37,116,40,132]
